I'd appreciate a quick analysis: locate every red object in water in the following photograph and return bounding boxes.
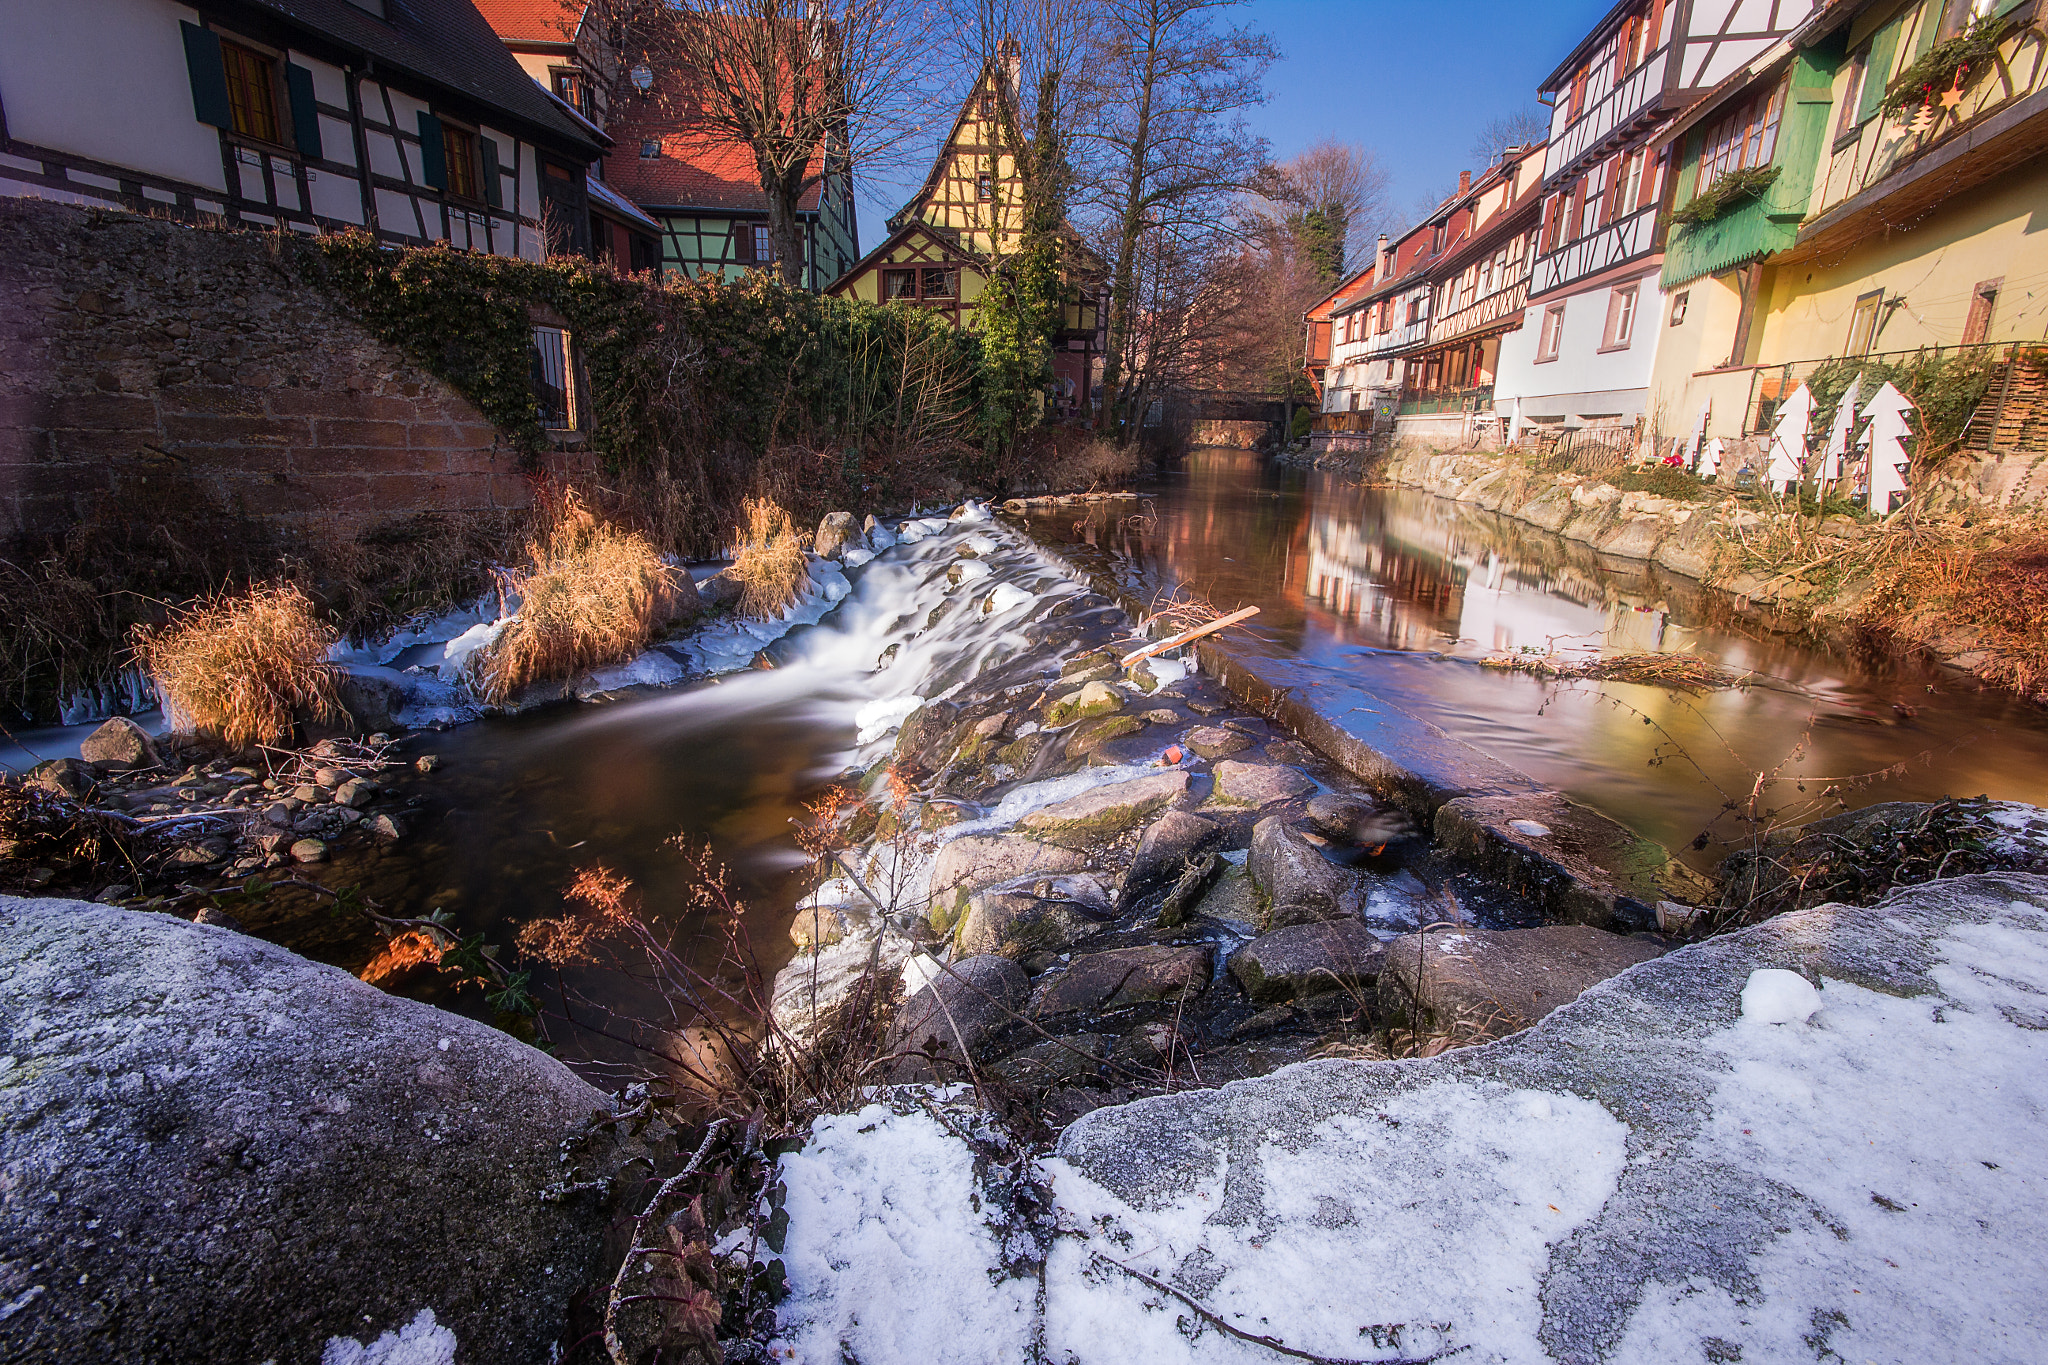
[1162,746,1184,765]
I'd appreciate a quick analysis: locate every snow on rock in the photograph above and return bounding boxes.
[435,619,502,682]
[1739,967,1821,1024]
[321,1310,457,1365]
[984,583,1034,616]
[772,873,2048,1363]
[576,647,689,696]
[855,694,924,745]
[770,1102,1039,1365]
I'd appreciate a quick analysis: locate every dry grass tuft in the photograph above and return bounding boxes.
[476,488,682,702]
[727,497,811,620]
[131,582,342,748]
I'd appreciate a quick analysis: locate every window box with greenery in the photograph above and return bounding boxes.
[1879,11,2020,120]
[1670,164,1782,226]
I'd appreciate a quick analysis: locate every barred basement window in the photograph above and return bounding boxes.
[530,326,579,431]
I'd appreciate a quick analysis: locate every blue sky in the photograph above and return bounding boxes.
[855,0,1613,250]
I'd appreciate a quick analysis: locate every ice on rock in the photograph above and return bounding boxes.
[950,557,992,583]
[984,584,1033,616]
[435,620,503,681]
[1740,967,1821,1025]
[855,695,924,745]
[902,953,942,994]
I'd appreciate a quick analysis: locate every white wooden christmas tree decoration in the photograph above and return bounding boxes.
[1688,399,1711,469]
[1701,437,1725,479]
[1766,383,1815,493]
[1861,381,1915,513]
[1820,374,1862,484]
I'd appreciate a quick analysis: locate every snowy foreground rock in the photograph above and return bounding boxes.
[0,897,644,1365]
[772,873,2048,1363]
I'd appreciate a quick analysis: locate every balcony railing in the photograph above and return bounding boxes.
[1397,385,1494,417]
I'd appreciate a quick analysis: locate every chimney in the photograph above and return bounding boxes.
[997,34,1021,86]
[1376,234,1391,278]
[1458,169,1472,195]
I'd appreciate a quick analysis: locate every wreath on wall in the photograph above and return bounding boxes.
[1878,13,2017,120]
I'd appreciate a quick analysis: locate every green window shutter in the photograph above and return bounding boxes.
[180,22,232,129]
[1858,17,1902,124]
[479,136,502,208]
[416,111,448,190]
[1995,0,2028,16]
[285,64,323,159]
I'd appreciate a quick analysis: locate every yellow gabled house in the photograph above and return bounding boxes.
[828,42,1105,419]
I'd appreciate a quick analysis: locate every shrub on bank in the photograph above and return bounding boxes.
[475,490,683,702]
[131,583,342,748]
[727,498,811,620]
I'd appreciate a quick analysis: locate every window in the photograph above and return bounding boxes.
[883,269,918,300]
[1406,297,1425,325]
[1601,285,1639,350]
[1963,278,2001,344]
[530,326,578,431]
[221,39,281,143]
[977,174,994,200]
[1694,78,1786,196]
[553,69,590,120]
[1537,303,1566,362]
[920,267,956,299]
[1614,149,1646,222]
[1669,290,1689,326]
[640,138,661,158]
[1837,49,1871,140]
[1582,162,1609,236]
[980,93,996,119]
[1848,289,1884,354]
[441,124,479,200]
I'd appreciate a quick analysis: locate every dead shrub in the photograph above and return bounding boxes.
[1856,524,2048,695]
[726,497,810,619]
[1048,436,1144,492]
[131,582,343,748]
[475,488,681,702]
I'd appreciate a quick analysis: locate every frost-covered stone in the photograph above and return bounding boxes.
[887,954,1029,1080]
[1227,919,1384,1003]
[0,897,635,1365]
[925,835,1090,933]
[1020,772,1189,849]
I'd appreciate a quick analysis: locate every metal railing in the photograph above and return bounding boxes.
[1736,341,2017,436]
[1396,385,1494,417]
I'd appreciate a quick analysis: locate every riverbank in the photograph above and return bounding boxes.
[1353,442,2048,705]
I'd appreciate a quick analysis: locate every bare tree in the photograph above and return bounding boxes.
[1076,0,1275,439]
[624,0,942,287]
[1469,108,1551,165]
[1248,139,1390,282]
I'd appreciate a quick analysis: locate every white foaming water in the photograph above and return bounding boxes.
[521,509,1102,798]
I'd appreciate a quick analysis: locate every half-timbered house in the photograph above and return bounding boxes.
[0,0,605,260]
[1648,0,2048,453]
[474,0,663,271]
[830,43,1106,416]
[1497,0,1823,441]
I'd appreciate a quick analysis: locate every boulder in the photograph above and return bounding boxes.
[1020,771,1190,849]
[1045,681,1122,727]
[1183,725,1250,760]
[334,671,405,736]
[1303,793,1376,842]
[1065,714,1143,759]
[893,700,962,775]
[815,511,859,560]
[1377,923,1668,1043]
[367,813,406,843]
[1433,791,1707,931]
[1247,815,1363,928]
[925,835,1091,933]
[1209,760,1314,810]
[0,897,641,1365]
[887,954,1029,1080]
[25,757,95,800]
[1228,919,1385,1002]
[955,873,1115,958]
[1118,810,1224,910]
[78,716,159,770]
[1035,944,1213,1016]
[289,837,327,863]
[333,777,375,809]
[987,1034,1112,1090]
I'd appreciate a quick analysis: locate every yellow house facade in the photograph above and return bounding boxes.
[1649,0,2048,447]
[826,45,1106,416]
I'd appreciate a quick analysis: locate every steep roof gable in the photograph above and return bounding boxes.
[887,54,1023,256]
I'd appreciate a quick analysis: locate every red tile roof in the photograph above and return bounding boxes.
[471,0,583,45]
[602,89,823,213]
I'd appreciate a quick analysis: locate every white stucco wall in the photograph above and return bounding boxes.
[0,0,228,191]
[1495,263,1665,432]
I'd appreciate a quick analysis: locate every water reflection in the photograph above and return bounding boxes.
[1023,448,2048,866]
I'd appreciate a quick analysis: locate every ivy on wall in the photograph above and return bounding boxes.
[298,233,985,551]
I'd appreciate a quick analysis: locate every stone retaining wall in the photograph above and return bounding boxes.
[0,198,584,542]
